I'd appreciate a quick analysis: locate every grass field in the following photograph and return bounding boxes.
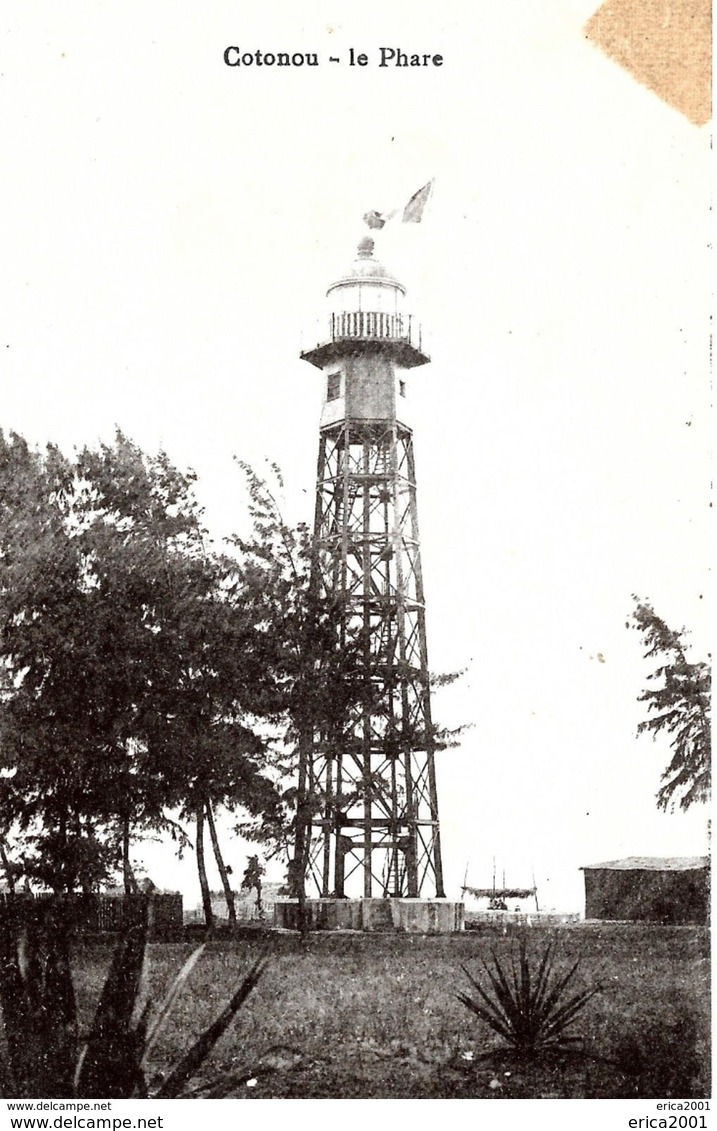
[72,923,709,1099]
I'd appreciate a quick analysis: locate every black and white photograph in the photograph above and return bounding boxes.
[0,0,710,1118]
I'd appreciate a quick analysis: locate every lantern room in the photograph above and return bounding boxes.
[301,237,428,372]
[301,238,429,429]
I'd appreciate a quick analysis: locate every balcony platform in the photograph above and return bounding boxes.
[302,311,430,370]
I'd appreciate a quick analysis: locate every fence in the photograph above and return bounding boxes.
[328,311,423,350]
[0,892,184,941]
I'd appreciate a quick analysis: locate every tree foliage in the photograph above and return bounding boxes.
[227,461,363,884]
[0,434,466,909]
[630,597,711,811]
[0,431,282,900]
[241,854,265,920]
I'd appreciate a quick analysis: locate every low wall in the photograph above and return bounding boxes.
[465,910,580,928]
[274,897,464,933]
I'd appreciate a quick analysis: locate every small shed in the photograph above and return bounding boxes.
[581,856,710,924]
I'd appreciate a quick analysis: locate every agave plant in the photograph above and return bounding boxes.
[458,936,601,1059]
[0,895,267,1098]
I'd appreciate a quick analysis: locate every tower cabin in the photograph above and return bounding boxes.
[301,235,428,428]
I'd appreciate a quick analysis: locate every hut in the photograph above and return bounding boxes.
[581,856,710,924]
[462,884,539,914]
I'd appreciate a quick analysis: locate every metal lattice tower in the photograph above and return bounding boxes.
[297,236,445,899]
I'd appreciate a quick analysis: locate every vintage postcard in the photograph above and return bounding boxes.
[0,0,710,1123]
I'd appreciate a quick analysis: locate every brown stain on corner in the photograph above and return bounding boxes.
[585,0,711,126]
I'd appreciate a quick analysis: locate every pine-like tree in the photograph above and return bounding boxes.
[631,597,711,811]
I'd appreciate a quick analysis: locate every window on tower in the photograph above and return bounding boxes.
[399,379,406,398]
[327,373,341,401]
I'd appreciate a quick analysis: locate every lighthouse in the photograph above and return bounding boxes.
[294,235,447,905]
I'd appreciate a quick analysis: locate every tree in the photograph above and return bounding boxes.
[228,461,372,901]
[0,431,120,892]
[72,439,285,921]
[0,432,461,908]
[631,597,711,811]
[138,531,285,926]
[0,432,283,905]
[241,854,265,920]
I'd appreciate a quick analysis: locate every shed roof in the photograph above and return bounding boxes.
[463,886,536,899]
[581,856,709,872]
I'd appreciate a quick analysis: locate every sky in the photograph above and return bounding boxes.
[0,1,710,912]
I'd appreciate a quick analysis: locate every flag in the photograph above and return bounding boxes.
[401,179,434,223]
[362,180,434,230]
[363,210,387,230]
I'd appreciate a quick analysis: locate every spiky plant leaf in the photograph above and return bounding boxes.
[458,938,600,1058]
[458,967,516,1041]
[142,944,206,1063]
[0,898,79,1097]
[0,903,33,1093]
[155,955,267,1098]
[37,906,79,1096]
[456,992,514,1043]
[530,939,557,1014]
[540,984,603,1043]
[75,900,149,1098]
[483,952,515,1012]
[532,957,583,1026]
[0,898,270,1101]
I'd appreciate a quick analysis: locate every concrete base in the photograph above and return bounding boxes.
[274,897,464,933]
[361,897,396,931]
[273,898,362,932]
[393,898,465,933]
